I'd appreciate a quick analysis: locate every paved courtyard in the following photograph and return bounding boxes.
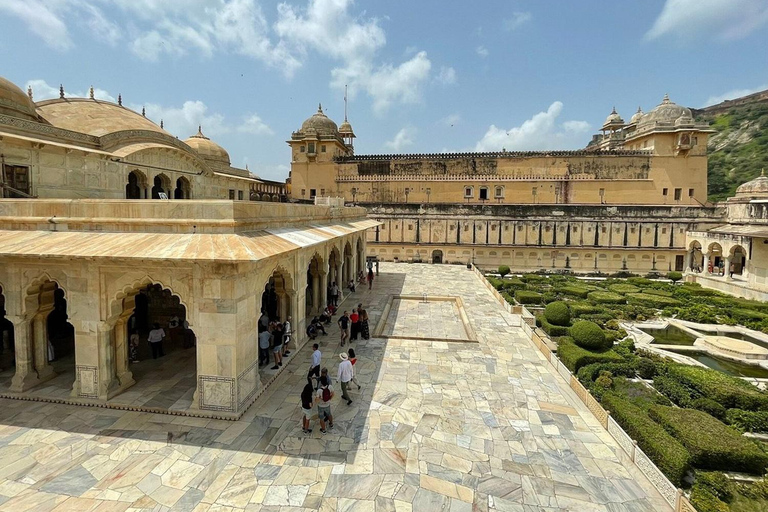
[379,297,471,341]
[0,263,670,511]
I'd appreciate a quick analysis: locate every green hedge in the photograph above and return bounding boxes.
[608,283,640,294]
[691,398,727,420]
[652,374,694,407]
[554,285,590,299]
[664,364,768,411]
[570,320,608,349]
[539,316,570,337]
[588,291,627,304]
[544,301,571,326]
[649,406,768,474]
[690,485,730,512]
[667,271,683,283]
[725,409,768,433]
[500,278,527,291]
[626,293,681,308]
[487,276,505,290]
[515,290,542,305]
[498,265,510,277]
[602,393,690,486]
[577,361,638,385]
[522,274,546,283]
[569,302,605,317]
[557,338,624,372]
[641,288,674,297]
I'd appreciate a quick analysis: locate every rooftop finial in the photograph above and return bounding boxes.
[160,119,164,129]
[198,124,202,134]
[59,84,64,99]
[89,86,94,99]
[611,106,617,114]
[637,106,642,113]
[141,106,146,117]
[118,93,122,106]
[27,85,33,101]
[318,103,323,113]
[662,93,671,104]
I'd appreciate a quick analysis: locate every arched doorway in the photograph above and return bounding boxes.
[261,267,294,323]
[151,174,171,199]
[306,253,326,316]
[687,241,703,272]
[0,286,14,370]
[432,250,443,264]
[126,170,148,199]
[706,242,723,275]
[109,283,196,403]
[730,245,747,276]
[174,177,191,199]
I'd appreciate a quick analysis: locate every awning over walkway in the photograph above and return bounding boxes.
[0,219,380,263]
[707,224,768,238]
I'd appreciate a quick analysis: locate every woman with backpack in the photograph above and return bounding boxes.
[315,371,334,434]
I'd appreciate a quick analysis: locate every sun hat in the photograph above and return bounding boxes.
[339,353,349,360]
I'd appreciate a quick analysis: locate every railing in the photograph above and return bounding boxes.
[314,196,346,207]
[473,265,698,512]
[335,173,620,182]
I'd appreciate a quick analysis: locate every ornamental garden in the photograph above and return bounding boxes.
[487,268,768,512]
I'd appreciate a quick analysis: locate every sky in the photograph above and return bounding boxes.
[1,0,767,181]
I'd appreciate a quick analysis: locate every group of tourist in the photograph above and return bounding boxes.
[258,311,292,370]
[301,345,361,434]
[337,303,370,346]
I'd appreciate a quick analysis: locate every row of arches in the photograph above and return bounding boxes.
[686,240,747,278]
[126,170,191,200]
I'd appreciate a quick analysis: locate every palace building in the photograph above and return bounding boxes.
[0,76,374,417]
[287,96,730,275]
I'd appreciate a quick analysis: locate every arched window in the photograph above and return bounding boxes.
[174,177,191,199]
[152,174,171,199]
[126,170,147,199]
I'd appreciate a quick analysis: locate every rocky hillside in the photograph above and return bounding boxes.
[692,90,768,202]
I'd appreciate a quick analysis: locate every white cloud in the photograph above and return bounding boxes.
[439,113,461,127]
[0,0,73,50]
[435,66,457,85]
[361,52,432,114]
[26,79,115,102]
[476,45,489,58]
[704,84,768,106]
[475,101,591,151]
[385,127,416,152]
[80,4,122,45]
[646,0,768,41]
[138,100,227,138]
[503,12,532,31]
[238,113,274,135]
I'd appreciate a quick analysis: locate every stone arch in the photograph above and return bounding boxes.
[126,169,148,199]
[271,195,279,202]
[152,173,171,199]
[306,252,327,316]
[729,244,747,276]
[0,284,14,371]
[108,276,191,327]
[328,245,343,288]
[261,263,295,322]
[432,249,443,264]
[174,176,191,199]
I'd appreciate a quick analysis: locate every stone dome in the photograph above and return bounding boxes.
[603,107,624,127]
[736,170,768,197]
[339,119,353,134]
[37,98,169,137]
[299,104,339,136]
[639,94,693,126]
[629,107,643,124]
[184,126,230,165]
[0,76,38,121]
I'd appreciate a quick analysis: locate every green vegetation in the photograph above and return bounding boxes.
[498,265,510,278]
[543,301,570,326]
[588,291,627,304]
[698,101,768,201]
[648,406,768,474]
[514,290,542,305]
[570,320,608,349]
[556,337,623,372]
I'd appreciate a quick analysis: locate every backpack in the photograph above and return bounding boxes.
[322,386,332,402]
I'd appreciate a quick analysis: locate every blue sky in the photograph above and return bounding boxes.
[1,0,767,181]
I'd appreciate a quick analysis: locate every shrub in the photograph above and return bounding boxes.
[691,398,727,420]
[577,361,638,385]
[514,290,542,305]
[544,301,571,326]
[641,288,674,297]
[500,292,514,305]
[541,292,558,304]
[696,472,733,502]
[667,271,683,283]
[570,320,608,349]
[636,358,657,379]
[669,304,721,324]
[557,338,624,372]
[627,277,655,287]
[608,283,640,294]
[613,338,635,358]
[539,316,570,337]
[626,293,681,308]
[665,364,768,411]
[554,285,590,299]
[522,274,546,283]
[604,329,627,343]
[725,409,768,433]
[649,406,768,474]
[570,302,605,317]
[588,291,627,304]
[652,374,695,407]
[594,371,613,391]
[602,393,690,485]
[487,276,504,290]
[501,278,526,291]
[690,485,730,512]
[498,265,510,278]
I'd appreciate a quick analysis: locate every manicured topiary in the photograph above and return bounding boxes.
[725,409,768,433]
[514,290,542,305]
[544,301,571,327]
[608,283,640,294]
[556,338,623,372]
[498,265,510,278]
[588,291,627,304]
[664,364,768,411]
[626,292,681,308]
[539,316,570,337]
[691,398,727,420]
[667,271,683,283]
[554,285,590,299]
[569,320,608,349]
[636,358,657,379]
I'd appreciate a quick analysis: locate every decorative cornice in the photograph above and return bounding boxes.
[0,113,101,146]
[337,149,652,162]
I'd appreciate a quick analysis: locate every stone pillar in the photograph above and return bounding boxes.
[703,253,710,275]
[33,312,56,382]
[113,318,134,390]
[319,272,328,314]
[311,273,320,315]
[336,261,344,304]
[724,256,732,281]
[684,250,692,273]
[9,316,41,392]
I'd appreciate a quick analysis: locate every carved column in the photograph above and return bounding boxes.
[684,250,692,273]
[114,318,134,389]
[319,272,328,314]
[311,273,320,316]
[33,311,55,382]
[724,256,733,281]
[9,316,38,392]
[703,253,710,275]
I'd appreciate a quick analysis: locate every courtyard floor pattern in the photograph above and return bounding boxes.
[0,263,670,511]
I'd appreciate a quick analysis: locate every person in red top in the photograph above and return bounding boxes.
[349,309,360,341]
[347,348,361,390]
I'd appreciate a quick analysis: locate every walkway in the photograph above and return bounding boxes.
[0,263,670,511]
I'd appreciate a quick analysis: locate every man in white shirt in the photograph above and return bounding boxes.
[337,353,354,405]
[308,344,321,388]
[330,282,339,306]
[258,329,271,366]
[282,317,292,357]
[148,322,165,359]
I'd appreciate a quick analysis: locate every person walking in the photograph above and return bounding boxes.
[315,372,335,434]
[357,303,370,340]
[258,328,271,366]
[349,309,360,341]
[338,311,350,346]
[300,381,314,434]
[148,322,166,359]
[348,347,362,390]
[271,323,283,369]
[308,343,321,387]
[367,268,374,290]
[330,282,339,307]
[282,316,292,357]
[338,352,354,405]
